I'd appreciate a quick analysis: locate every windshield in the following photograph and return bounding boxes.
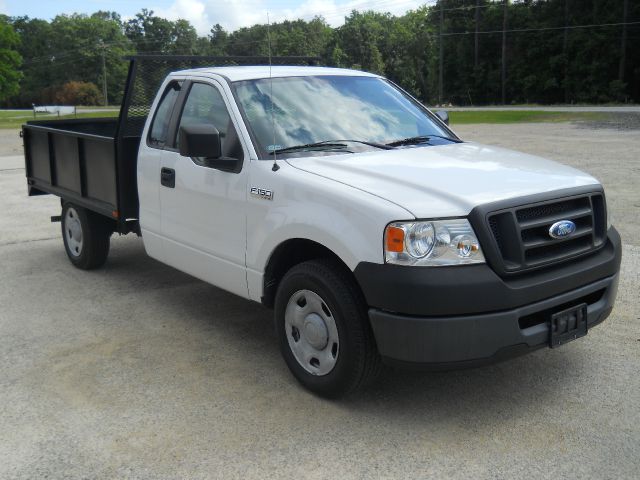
[232,75,456,158]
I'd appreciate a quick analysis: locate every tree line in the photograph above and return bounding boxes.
[0,0,638,107]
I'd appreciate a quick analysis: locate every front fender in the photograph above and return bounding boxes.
[245,161,412,302]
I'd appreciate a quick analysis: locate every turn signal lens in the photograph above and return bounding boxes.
[385,226,405,253]
[453,234,479,258]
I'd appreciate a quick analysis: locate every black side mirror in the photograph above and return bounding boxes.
[435,110,449,126]
[179,124,221,159]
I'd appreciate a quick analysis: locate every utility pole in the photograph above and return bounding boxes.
[619,0,629,83]
[438,1,444,105]
[501,0,508,105]
[474,0,480,68]
[563,0,569,103]
[99,40,108,107]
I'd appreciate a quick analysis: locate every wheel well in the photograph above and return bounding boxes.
[61,199,118,234]
[262,239,353,308]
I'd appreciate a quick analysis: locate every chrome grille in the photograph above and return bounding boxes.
[486,192,606,273]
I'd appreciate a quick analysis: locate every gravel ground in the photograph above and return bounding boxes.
[0,122,638,479]
[0,129,23,156]
[577,112,640,130]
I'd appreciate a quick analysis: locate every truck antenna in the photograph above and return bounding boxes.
[267,13,279,172]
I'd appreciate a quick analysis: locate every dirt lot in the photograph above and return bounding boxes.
[0,122,638,479]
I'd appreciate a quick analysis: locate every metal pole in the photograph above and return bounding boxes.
[619,0,629,83]
[99,40,108,107]
[563,0,569,103]
[501,0,508,104]
[474,0,480,68]
[439,2,444,105]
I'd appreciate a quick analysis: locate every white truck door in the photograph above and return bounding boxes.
[138,79,184,260]
[158,78,249,298]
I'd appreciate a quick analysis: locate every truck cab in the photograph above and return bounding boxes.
[23,60,621,397]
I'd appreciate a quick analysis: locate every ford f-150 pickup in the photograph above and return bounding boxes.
[22,56,621,397]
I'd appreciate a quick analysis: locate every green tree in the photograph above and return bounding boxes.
[0,15,22,102]
[169,19,198,54]
[335,11,389,74]
[4,1,640,106]
[222,16,332,58]
[125,9,198,54]
[11,12,132,106]
[47,12,133,104]
[207,24,229,55]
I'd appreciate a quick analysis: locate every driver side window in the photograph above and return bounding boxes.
[148,81,182,148]
[176,83,242,162]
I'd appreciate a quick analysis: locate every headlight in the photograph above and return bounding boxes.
[385,219,485,266]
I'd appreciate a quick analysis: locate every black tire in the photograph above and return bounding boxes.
[275,259,381,398]
[61,203,112,270]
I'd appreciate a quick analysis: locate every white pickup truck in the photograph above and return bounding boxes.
[22,56,621,397]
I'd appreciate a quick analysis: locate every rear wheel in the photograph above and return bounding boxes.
[61,203,112,269]
[275,259,381,398]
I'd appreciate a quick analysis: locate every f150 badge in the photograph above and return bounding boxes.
[250,186,274,200]
[549,220,576,239]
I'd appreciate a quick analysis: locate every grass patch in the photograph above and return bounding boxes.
[449,110,606,124]
[0,107,607,129]
[0,110,119,129]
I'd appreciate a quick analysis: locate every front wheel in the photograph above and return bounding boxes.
[61,203,112,269]
[275,259,381,398]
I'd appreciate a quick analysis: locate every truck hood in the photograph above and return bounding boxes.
[285,142,600,218]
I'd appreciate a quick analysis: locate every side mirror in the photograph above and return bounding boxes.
[179,124,221,159]
[435,110,449,126]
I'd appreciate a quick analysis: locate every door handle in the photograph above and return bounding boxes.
[160,167,175,188]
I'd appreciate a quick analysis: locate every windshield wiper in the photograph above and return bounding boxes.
[268,141,349,155]
[268,139,393,155]
[334,139,395,150]
[386,135,460,147]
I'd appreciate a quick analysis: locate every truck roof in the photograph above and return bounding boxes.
[170,65,380,82]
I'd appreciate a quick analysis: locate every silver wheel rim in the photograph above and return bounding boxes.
[284,289,340,376]
[64,207,83,257]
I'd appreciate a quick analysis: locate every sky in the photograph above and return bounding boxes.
[0,0,431,33]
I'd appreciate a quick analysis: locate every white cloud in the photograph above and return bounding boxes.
[0,0,7,14]
[154,0,426,35]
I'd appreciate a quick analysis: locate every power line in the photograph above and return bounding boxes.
[21,38,278,68]
[437,2,499,14]
[262,0,505,25]
[442,20,640,36]
[270,0,431,23]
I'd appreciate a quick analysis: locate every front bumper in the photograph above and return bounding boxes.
[354,228,622,368]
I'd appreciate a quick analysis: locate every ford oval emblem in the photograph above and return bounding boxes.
[549,220,576,239]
